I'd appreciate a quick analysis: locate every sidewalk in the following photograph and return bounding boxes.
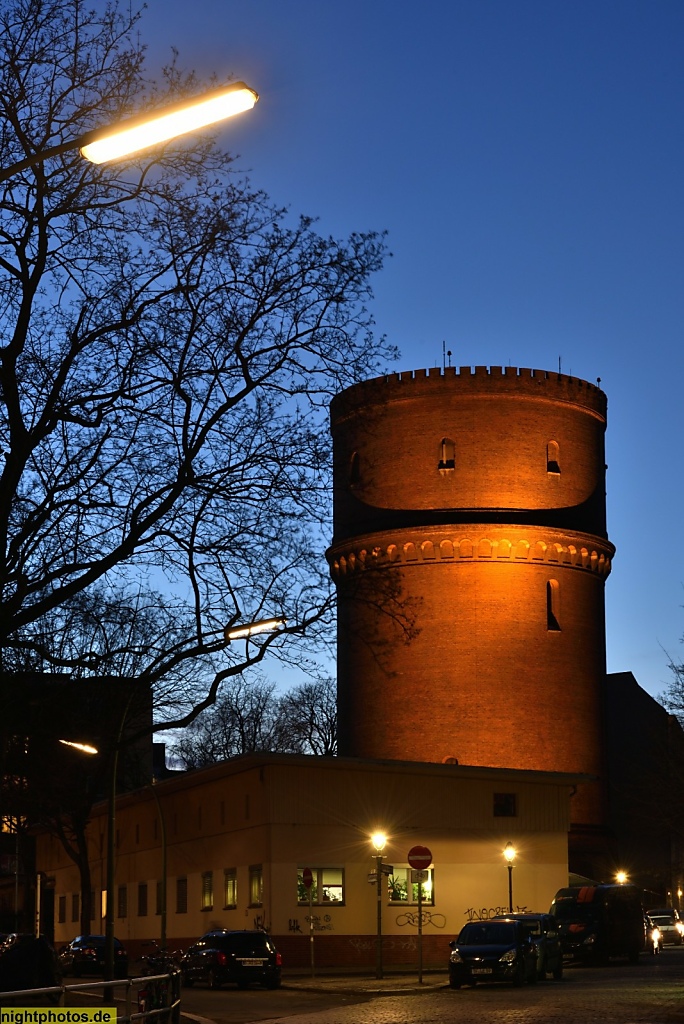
[281,969,448,995]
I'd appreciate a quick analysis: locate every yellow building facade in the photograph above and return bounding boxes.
[37,753,579,970]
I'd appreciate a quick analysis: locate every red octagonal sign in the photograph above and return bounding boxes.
[302,867,313,889]
[407,845,432,870]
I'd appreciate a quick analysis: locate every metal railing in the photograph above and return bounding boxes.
[0,970,181,1024]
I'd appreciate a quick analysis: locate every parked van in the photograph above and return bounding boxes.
[550,884,646,964]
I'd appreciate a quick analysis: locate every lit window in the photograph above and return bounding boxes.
[388,868,434,905]
[201,871,213,911]
[249,865,263,907]
[297,867,345,905]
[224,868,238,909]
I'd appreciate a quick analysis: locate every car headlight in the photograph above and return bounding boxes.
[499,949,517,964]
[676,922,684,935]
[449,950,463,964]
[582,934,596,946]
[652,927,661,941]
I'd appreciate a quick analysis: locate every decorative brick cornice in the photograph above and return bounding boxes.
[327,526,614,580]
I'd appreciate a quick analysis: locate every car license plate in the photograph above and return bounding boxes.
[472,967,492,975]
[239,958,265,966]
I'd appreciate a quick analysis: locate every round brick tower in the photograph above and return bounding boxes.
[327,365,614,847]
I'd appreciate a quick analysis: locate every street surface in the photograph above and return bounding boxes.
[178,949,684,1024]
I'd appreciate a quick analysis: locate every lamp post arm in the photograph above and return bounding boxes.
[0,137,87,184]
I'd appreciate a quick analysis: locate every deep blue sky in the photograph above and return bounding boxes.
[141,0,684,700]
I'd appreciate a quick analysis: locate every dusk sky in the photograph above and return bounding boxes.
[141,0,684,701]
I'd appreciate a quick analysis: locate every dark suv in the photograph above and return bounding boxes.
[180,930,282,990]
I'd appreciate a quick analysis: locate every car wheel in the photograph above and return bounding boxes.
[207,968,222,990]
[448,977,461,990]
[513,962,526,987]
[552,962,563,980]
[537,954,547,980]
[266,977,281,989]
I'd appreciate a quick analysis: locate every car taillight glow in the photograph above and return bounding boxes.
[217,952,227,966]
[275,952,282,966]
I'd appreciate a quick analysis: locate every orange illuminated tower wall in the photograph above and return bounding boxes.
[327,366,614,858]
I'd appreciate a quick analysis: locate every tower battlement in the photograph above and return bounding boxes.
[331,365,606,421]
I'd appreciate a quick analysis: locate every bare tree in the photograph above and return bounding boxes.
[0,0,395,739]
[278,676,337,755]
[169,673,337,767]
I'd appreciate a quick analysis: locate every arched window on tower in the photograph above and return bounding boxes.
[547,440,561,475]
[349,451,360,487]
[547,579,561,631]
[438,437,455,471]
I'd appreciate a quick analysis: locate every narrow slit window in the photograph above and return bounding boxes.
[349,451,360,487]
[547,579,561,631]
[438,437,455,471]
[547,440,561,474]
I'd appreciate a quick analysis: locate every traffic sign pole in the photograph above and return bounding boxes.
[407,846,432,984]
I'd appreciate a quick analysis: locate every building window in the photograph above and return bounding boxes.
[547,440,561,474]
[388,868,434,905]
[349,451,360,486]
[71,892,79,923]
[297,867,345,905]
[201,871,213,911]
[117,884,127,919]
[58,894,66,924]
[438,437,455,471]
[547,579,561,631]
[249,865,263,907]
[224,868,238,909]
[176,877,188,914]
[493,792,518,817]
[138,882,148,917]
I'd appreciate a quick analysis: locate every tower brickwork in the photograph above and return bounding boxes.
[327,365,614,839]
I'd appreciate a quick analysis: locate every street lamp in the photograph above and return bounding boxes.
[503,842,516,913]
[371,831,387,979]
[0,80,258,182]
[615,870,628,884]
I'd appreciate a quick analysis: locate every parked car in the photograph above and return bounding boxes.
[645,914,663,954]
[550,884,645,964]
[57,934,128,977]
[180,930,282,990]
[494,911,563,979]
[448,918,538,988]
[0,934,61,994]
[646,909,684,946]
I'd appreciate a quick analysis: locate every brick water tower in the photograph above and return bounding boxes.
[327,365,614,869]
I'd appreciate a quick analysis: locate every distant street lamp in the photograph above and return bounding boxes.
[371,831,387,979]
[615,870,628,884]
[503,842,516,913]
[0,80,258,182]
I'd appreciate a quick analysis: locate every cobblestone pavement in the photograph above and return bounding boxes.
[178,952,684,1024]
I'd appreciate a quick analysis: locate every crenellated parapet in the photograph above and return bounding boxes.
[331,365,607,424]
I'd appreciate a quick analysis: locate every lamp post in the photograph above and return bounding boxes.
[615,870,628,885]
[503,842,516,913]
[371,831,387,979]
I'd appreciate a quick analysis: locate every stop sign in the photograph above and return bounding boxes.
[302,866,313,889]
[407,845,432,870]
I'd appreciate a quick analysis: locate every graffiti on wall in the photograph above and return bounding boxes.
[465,904,528,921]
[396,910,446,929]
[288,914,335,933]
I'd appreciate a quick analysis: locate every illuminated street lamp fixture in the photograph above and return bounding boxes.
[371,831,387,979]
[224,617,286,642]
[58,739,98,755]
[615,870,628,885]
[503,842,516,913]
[0,80,258,183]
